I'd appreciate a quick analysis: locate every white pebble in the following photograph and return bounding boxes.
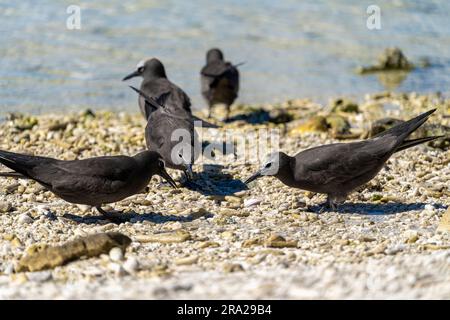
[27,271,52,282]
[18,213,33,224]
[109,247,124,262]
[123,257,139,274]
[244,198,262,207]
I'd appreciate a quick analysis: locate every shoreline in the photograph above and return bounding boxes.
[0,92,449,299]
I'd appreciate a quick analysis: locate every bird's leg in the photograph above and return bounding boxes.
[318,195,338,213]
[180,172,202,190]
[225,105,231,122]
[95,206,127,224]
[208,103,212,119]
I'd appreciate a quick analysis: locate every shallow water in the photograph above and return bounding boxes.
[0,0,449,115]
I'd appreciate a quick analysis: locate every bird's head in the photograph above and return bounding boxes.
[245,152,290,184]
[123,58,167,81]
[136,151,177,188]
[206,48,224,63]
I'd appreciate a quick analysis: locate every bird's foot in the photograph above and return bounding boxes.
[96,207,129,224]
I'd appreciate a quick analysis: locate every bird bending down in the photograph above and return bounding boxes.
[0,150,176,223]
[200,48,242,121]
[245,109,442,211]
[129,86,201,187]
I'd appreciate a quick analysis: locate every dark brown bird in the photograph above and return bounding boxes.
[0,150,176,222]
[123,58,192,119]
[245,109,442,210]
[200,48,241,121]
[129,86,200,183]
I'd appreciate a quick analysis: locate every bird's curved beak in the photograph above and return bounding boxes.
[122,70,141,81]
[159,168,177,188]
[183,164,194,180]
[244,171,261,184]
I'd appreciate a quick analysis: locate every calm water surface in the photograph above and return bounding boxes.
[0,0,449,115]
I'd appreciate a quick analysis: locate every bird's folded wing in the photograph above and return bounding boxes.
[295,142,387,186]
[42,156,136,183]
[201,61,230,77]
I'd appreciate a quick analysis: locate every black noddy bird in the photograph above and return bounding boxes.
[0,150,176,222]
[245,109,443,210]
[200,48,242,121]
[123,57,217,128]
[129,86,200,183]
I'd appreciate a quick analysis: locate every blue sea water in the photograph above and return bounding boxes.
[0,0,449,115]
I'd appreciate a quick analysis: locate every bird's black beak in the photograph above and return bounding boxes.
[159,168,177,188]
[183,164,194,180]
[244,171,261,184]
[122,70,141,81]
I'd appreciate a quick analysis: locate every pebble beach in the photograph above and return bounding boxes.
[0,92,449,299]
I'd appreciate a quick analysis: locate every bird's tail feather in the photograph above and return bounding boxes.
[395,135,444,153]
[0,171,26,178]
[374,109,436,140]
[129,86,168,111]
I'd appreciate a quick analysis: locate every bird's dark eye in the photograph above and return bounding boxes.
[265,163,271,168]
[179,153,183,158]
[158,160,165,168]
[138,67,145,73]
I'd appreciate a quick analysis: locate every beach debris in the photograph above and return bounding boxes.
[357,48,415,73]
[265,234,298,248]
[134,229,192,243]
[330,98,359,113]
[16,232,131,272]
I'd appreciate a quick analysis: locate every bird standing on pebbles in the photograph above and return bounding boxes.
[0,150,176,223]
[200,48,242,121]
[245,109,442,210]
[129,86,199,185]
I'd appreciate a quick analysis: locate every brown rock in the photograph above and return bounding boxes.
[17,232,131,272]
[134,230,191,243]
[265,234,298,248]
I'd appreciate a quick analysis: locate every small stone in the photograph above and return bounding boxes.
[18,213,33,224]
[26,271,52,283]
[123,257,139,274]
[220,208,249,217]
[174,256,199,266]
[197,241,220,249]
[385,244,405,255]
[244,198,262,207]
[225,196,242,204]
[109,247,124,262]
[0,201,12,213]
[403,230,419,243]
[265,234,297,248]
[242,238,262,247]
[4,263,15,275]
[4,183,20,194]
[221,231,235,239]
[134,230,191,244]
[223,263,244,273]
